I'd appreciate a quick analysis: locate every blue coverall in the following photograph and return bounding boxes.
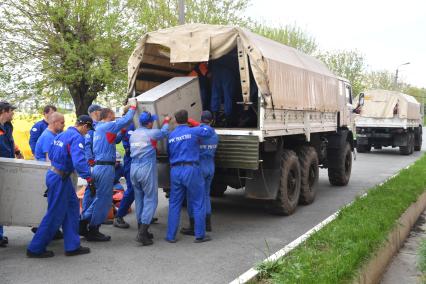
[130,123,169,225]
[34,129,57,161]
[27,126,91,254]
[116,124,135,218]
[81,108,135,227]
[81,121,98,217]
[29,119,48,154]
[0,121,15,240]
[210,49,241,117]
[113,162,125,191]
[187,124,219,217]
[166,124,214,241]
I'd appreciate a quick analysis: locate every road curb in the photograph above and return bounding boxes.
[354,190,426,284]
[230,164,415,284]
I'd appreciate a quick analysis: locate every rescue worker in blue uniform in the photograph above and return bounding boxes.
[0,101,22,248]
[34,112,65,161]
[113,121,135,228]
[81,105,102,219]
[165,109,215,243]
[29,105,57,154]
[181,111,218,235]
[113,151,125,191]
[26,115,95,258]
[80,99,137,241]
[130,111,170,245]
[210,48,242,127]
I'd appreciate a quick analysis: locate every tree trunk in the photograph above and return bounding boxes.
[68,84,95,117]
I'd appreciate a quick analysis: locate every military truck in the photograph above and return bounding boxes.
[355,89,423,155]
[127,24,356,215]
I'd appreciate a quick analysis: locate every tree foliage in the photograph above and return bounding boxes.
[317,50,366,96]
[363,70,395,91]
[253,24,317,55]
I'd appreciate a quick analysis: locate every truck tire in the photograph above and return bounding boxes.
[270,150,301,215]
[356,144,371,153]
[210,183,227,197]
[414,127,422,151]
[297,146,318,205]
[328,142,352,186]
[400,132,413,155]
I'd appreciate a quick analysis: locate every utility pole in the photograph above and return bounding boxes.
[178,0,185,25]
[394,62,410,89]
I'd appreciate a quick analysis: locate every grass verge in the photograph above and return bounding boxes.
[256,153,426,284]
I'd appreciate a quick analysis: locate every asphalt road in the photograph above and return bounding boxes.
[1,133,425,284]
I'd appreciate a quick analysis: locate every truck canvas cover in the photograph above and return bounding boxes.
[128,24,340,112]
[360,89,421,120]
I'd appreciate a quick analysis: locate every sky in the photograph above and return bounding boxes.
[246,0,426,88]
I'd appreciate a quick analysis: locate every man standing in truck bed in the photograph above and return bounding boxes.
[165,109,214,243]
[79,99,137,242]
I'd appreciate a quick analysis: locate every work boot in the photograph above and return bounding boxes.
[0,236,8,247]
[65,246,91,256]
[150,217,158,224]
[86,226,111,242]
[26,249,54,258]
[137,223,154,239]
[136,224,153,246]
[180,218,195,236]
[31,227,38,234]
[113,216,130,229]
[206,214,212,232]
[194,235,212,243]
[79,219,89,237]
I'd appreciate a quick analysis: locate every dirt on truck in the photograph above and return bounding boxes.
[355,89,423,155]
[127,24,356,215]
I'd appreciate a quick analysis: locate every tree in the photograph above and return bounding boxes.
[0,0,251,115]
[252,24,318,55]
[363,70,396,91]
[317,50,366,96]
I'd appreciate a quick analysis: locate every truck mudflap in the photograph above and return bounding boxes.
[244,166,281,200]
[215,134,259,170]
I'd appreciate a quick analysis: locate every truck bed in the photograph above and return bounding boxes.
[356,117,421,129]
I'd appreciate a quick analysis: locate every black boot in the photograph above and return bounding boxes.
[180,218,195,235]
[26,249,54,258]
[53,229,64,240]
[79,219,89,237]
[113,216,130,229]
[194,235,212,243]
[136,224,153,246]
[65,246,91,256]
[86,226,111,242]
[137,223,153,239]
[0,236,8,247]
[206,214,212,232]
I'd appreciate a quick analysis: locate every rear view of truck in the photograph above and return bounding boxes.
[127,24,356,215]
[355,90,423,155]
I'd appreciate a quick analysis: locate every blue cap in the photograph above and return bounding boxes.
[201,110,213,123]
[139,111,158,125]
[88,104,102,113]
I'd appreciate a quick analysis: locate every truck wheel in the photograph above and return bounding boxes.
[210,183,227,197]
[328,142,352,186]
[297,146,318,205]
[270,149,301,215]
[414,127,422,151]
[410,132,415,154]
[400,132,413,155]
[356,144,371,153]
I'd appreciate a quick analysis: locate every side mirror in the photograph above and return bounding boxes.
[359,93,365,106]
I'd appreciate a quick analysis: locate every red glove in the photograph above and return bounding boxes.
[187,118,200,127]
[129,106,137,110]
[162,117,171,125]
[120,128,127,134]
[88,159,95,167]
[86,177,96,197]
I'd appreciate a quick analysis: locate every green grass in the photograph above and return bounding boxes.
[257,154,426,284]
[418,238,426,282]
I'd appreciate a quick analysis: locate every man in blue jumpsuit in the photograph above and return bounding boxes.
[130,111,170,245]
[81,104,102,217]
[29,105,57,154]
[26,115,95,258]
[165,109,215,243]
[0,101,22,247]
[181,111,218,235]
[34,112,65,161]
[80,99,137,241]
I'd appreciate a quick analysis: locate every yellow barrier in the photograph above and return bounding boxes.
[12,113,76,160]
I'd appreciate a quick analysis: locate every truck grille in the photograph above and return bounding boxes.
[215,135,259,170]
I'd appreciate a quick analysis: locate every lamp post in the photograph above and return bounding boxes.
[394,62,410,88]
[178,0,185,25]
